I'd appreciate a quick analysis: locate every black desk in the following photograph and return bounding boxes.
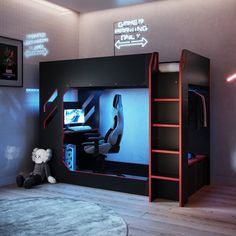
[64,128,98,134]
[64,128,99,170]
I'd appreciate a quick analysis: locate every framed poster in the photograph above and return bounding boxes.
[0,36,23,87]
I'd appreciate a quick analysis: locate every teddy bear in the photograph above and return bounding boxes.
[16,148,56,189]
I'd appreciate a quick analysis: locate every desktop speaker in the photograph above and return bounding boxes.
[64,144,76,171]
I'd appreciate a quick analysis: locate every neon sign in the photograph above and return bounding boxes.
[24,32,49,58]
[114,18,148,50]
[226,73,236,82]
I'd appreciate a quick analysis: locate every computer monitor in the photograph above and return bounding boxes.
[64,109,85,126]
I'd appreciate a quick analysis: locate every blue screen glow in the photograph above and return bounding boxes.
[64,109,85,125]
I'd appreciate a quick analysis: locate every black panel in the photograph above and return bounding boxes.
[40,53,151,89]
[187,164,197,196]
[63,102,82,109]
[43,107,58,129]
[56,164,148,196]
[104,161,148,177]
[181,49,210,205]
[183,50,210,86]
[187,158,209,196]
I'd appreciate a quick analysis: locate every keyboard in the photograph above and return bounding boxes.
[69,125,92,132]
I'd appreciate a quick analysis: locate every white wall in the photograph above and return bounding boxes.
[79,0,236,185]
[0,0,80,186]
[100,89,149,165]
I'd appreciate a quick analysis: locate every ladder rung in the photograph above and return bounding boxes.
[153,98,180,102]
[151,175,179,182]
[152,124,180,128]
[152,149,179,155]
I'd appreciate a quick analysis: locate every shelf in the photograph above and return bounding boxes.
[151,127,179,151]
[150,175,179,182]
[152,102,179,124]
[152,149,179,155]
[151,152,179,177]
[150,63,180,204]
[150,178,179,202]
[151,72,179,99]
[152,124,180,128]
[188,155,207,167]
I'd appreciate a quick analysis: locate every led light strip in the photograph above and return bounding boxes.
[226,73,236,82]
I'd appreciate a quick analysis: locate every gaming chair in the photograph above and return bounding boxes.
[82,94,123,172]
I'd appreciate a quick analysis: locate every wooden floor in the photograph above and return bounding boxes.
[0,183,236,236]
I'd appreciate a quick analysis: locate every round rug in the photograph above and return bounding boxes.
[0,197,128,236]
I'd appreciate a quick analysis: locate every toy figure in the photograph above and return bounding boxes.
[16,148,56,189]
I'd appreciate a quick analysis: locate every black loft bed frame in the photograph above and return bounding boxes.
[39,50,210,206]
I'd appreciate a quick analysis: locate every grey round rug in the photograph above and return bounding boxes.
[0,197,128,236]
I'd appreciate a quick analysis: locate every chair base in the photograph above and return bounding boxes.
[92,155,106,173]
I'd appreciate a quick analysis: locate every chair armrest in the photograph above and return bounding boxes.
[81,137,105,148]
[88,136,104,141]
[81,141,95,147]
[82,136,105,155]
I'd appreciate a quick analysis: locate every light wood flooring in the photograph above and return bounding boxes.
[0,183,236,236]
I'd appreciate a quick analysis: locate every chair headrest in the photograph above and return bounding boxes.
[113,94,122,108]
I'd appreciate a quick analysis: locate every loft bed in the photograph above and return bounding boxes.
[39,50,210,206]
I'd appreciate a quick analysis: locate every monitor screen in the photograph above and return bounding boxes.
[64,109,85,125]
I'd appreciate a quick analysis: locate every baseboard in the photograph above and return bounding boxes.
[0,175,16,187]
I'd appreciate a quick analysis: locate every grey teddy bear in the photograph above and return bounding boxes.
[16,148,56,189]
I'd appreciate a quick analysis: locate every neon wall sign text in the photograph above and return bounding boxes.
[24,32,49,58]
[114,18,148,50]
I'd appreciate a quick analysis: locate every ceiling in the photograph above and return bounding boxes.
[46,0,158,13]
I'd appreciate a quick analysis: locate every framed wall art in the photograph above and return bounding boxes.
[0,36,23,87]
